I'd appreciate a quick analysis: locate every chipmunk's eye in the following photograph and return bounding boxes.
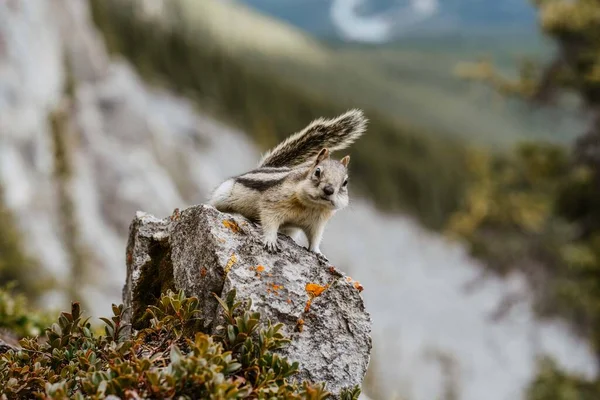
[314,167,322,178]
[342,179,348,187]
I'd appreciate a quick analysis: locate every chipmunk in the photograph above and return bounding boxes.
[208,109,367,258]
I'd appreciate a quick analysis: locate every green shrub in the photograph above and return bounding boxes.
[446,141,600,345]
[0,289,361,399]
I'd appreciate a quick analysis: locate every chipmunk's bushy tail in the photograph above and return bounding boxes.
[258,109,367,168]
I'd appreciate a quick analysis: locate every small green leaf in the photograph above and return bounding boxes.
[170,345,183,365]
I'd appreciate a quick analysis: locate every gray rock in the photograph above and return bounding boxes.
[0,339,18,354]
[124,204,372,396]
[0,330,21,354]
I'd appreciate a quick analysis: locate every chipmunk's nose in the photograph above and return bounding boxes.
[323,185,334,196]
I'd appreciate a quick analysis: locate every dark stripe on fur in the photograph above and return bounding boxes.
[235,176,286,192]
[249,167,291,174]
[237,167,291,181]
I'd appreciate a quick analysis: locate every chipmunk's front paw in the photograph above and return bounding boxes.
[316,253,330,263]
[263,239,281,253]
[310,248,329,263]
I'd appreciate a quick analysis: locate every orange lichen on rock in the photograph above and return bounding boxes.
[344,275,365,293]
[353,281,364,292]
[222,219,241,233]
[270,283,283,295]
[304,299,312,313]
[170,208,181,221]
[250,265,266,278]
[305,283,328,297]
[303,282,329,313]
[224,254,237,276]
[266,282,283,296]
[296,319,305,332]
[200,267,207,278]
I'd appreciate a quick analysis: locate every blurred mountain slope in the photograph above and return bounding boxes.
[330,35,581,145]
[161,0,580,147]
[241,0,537,40]
[175,0,331,65]
[90,0,582,231]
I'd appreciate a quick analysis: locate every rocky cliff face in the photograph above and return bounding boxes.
[0,1,598,399]
[0,0,256,311]
[124,205,372,396]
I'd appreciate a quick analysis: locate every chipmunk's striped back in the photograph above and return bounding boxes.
[234,167,292,192]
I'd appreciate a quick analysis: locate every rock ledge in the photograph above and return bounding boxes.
[124,204,372,395]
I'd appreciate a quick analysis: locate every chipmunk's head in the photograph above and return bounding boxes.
[299,148,350,210]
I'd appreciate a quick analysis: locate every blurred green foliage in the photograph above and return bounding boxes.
[447,142,600,398]
[527,358,600,400]
[447,143,569,272]
[451,0,600,396]
[0,185,52,299]
[49,103,87,306]
[0,284,54,339]
[0,288,361,399]
[88,0,471,229]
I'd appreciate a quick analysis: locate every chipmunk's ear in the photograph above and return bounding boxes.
[341,155,350,167]
[316,148,330,164]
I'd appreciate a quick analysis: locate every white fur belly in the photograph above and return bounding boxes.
[209,179,235,207]
[209,179,261,221]
[281,207,330,232]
